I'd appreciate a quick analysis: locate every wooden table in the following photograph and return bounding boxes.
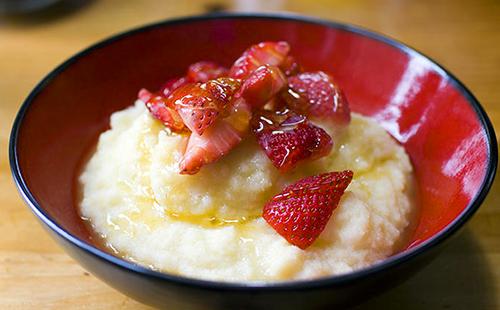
[1,0,498,308]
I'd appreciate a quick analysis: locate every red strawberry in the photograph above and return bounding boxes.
[204,77,241,110]
[138,88,154,103]
[252,110,333,172]
[160,77,190,97]
[169,78,241,135]
[139,88,186,133]
[284,71,351,127]
[179,120,243,175]
[229,41,290,79]
[239,65,287,109]
[263,170,353,249]
[187,61,228,82]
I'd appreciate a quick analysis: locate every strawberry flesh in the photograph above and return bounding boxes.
[187,61,228,83]
[140,88,186,133]
[160,77,190,97]
[230,41,290,79]
[138,88,154,103]
[263,170,353,249]
[169,78,241,135]
[284,71,351,126]
[179,120,243,175]
[240,65,287,109]
[252,110,333,172]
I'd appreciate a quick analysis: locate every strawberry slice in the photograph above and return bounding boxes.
[263,170,353,249]
[239,65,287,109]
[139,88,186,133]
[229,41,290,79]
[169,78,241,135]
[284,71,351,127]
[138,88,154,103]
[204,77,241,109]
[160,77,190,97]
[179,120,243,175]
[187,61,228,82]
[252,110,333,172]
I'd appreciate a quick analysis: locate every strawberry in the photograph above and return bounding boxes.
[252,110,333,172]
[229,41,290,79]
[138,88,154,103]
[169,78,241,135]
[239,65,287,109]
[139,88,186,133]
[160,77,190,97]
[263,170,353,249]
[187,61,228,82]
[284,71,351,127]
[204,77,241,109]
[179,120,243,175]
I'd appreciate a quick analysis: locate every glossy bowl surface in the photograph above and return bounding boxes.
[10,13,497,309]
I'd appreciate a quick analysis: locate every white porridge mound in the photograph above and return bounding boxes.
[79,101,416,282]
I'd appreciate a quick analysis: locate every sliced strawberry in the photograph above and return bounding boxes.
[140,88,186,132]
[229,41,290,79]
[169,78,241,135]
[179,120,243,175]
[138,88,154,103]
[187,61,228,83]
[204,77,241,110]
[284,71,351,126]
[239,65,287,109]
[160,77,190,97]
[263,170,353,249]
[252,110,333,172]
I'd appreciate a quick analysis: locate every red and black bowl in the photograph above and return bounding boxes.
[9,13,497,309]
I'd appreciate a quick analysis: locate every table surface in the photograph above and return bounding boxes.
[1,0,499,308]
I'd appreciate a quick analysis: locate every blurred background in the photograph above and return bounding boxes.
[0,0,499,308]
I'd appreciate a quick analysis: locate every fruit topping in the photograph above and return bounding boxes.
[160,77,190,97]
[284,71,350,126]
[141,41,351,176]
[139,88,186,133]
[168,78,241,136]
[240,65,287,109]
[229,41,290,79]
[263,170,353,249]
[187,61,228,83]
[179,120,244,175]
[252,110,333,172]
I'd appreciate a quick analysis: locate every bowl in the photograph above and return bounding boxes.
[9,13,497,309]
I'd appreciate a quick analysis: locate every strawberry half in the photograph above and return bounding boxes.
[160,77,190,97]
[284,71,351,127]
[263,170,353,249]
[169,78,241,135]
[187,61,228,83]
[229,41,290,79]
[252,110,333,172]
[139,88,186,133]
[239,65,287,109]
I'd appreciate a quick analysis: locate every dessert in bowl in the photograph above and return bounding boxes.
[79,41,417,282]
[10,14,497,309]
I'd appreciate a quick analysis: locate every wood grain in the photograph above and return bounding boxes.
[1,0,499,308]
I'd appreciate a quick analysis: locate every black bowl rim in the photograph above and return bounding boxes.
[9,12,498,291]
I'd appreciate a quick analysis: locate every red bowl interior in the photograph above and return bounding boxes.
[13,16,493,257]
